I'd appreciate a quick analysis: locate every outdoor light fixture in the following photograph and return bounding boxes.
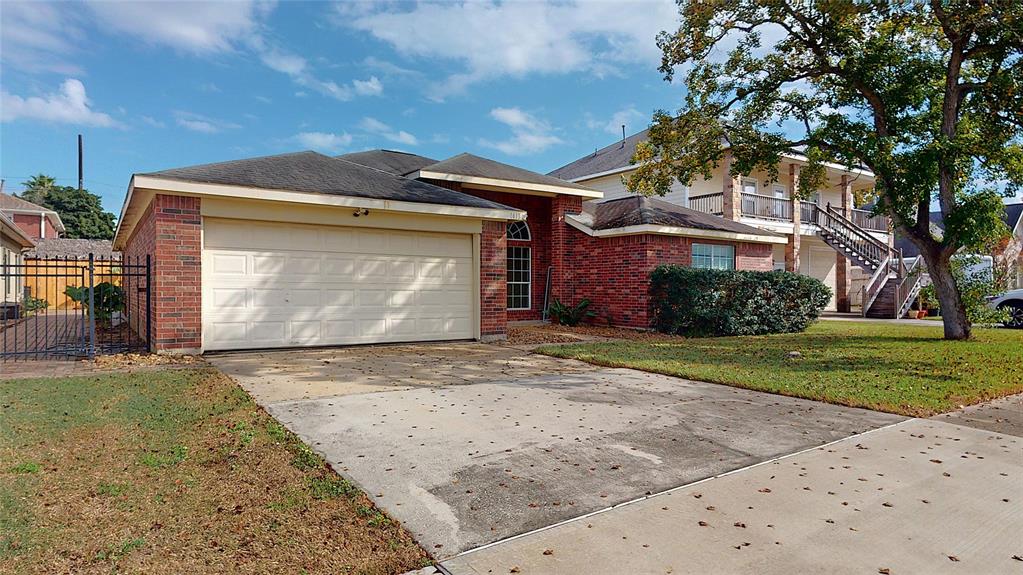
[353,208,370,217]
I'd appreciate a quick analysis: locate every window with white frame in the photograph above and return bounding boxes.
[692,243,735,270]
[741,178,758,195]
[506,222,531,310]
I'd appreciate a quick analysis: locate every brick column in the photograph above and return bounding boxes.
[550,195,583,305]
[479,220,507,340]
[122,194,203,353]
[722,153,742,221]
[836,175,853,312]
[785,163,801,272]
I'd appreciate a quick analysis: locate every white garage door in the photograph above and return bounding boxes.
[202,218,474,351]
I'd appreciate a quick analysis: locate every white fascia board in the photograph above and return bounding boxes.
[566,164,638,183]
[0,208,66,233]
[565,214,787,244]
[414,170,604,199]
[113,175,526,249]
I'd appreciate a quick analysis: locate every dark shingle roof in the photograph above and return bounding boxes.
[421,153,596,192]
[548,129,649,181]
[0,193,52,212]
[1004,202,1023,231]
[591,196,783,237]
[336,149,438,177]
[25,238,115,259]
[140,151,515,211]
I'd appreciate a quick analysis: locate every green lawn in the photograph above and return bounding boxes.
[537,321,1023,416]
[0,368,429,574]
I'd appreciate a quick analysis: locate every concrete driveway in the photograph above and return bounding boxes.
[210,343,901,558]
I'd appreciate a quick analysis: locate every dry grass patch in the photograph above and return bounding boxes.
[507,323,677,345]
[0,368,430,574]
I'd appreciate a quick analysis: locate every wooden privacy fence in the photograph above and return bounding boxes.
[23,257,122,310]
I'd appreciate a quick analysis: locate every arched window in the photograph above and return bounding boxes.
[506,221,531,310]
[507,221,531,241]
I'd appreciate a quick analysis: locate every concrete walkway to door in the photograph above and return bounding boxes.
[209,343,902,558]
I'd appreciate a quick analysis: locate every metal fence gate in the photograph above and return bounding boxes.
[1,254,151,361]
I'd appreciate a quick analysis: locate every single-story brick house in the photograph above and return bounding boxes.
[112,150,784,353]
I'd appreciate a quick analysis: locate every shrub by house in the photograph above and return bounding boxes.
[649,266,831,336]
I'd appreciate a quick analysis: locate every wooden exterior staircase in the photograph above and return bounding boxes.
[804,203,924,318]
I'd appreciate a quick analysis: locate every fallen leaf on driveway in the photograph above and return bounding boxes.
[542,549,553,556]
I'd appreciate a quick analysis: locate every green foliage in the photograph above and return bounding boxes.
[17,175,116,240]
[290,444,321,472]
[64,282,124,323]
[628,1,1022,338]
[9,462,40,474]
[139,445,188,469]
[649,266,831,336]
[952,257,1010,325]
[548,297,596,326]
[307,475,359,501]
[21,296,48,315]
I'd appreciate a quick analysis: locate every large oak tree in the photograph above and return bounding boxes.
[626,0,1021,340]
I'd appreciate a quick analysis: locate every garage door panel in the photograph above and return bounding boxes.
[204,218,474,350]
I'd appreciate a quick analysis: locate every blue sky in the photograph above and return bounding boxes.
[0,1,681,213]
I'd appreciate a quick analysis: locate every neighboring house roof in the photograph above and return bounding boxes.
[0,211,35,248]
[0,192,65,234]
[1004,202,1023,232]
[25,238,115,259]
[336,150,438,177]
[416,153,602,197]
[137,151,515,211]
[548,129,650,182]
[567,196,786,244]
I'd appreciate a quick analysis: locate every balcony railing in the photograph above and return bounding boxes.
[851,208,889,232]
[688,192,723,215]
[741,193,791,220]
[800,201,818,224]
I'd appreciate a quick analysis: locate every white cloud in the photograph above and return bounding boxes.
[174,111,239,134]
[589,106,646,136]
[0,2,87,74]
[294,131,353,153]
[360,117,418,146]
[343,1,675,99]
[1,79,119,127]
[86,0,268,54]
[260,49,307,76]
[479,107,562,155]
[141,115,166,128]
[353,76,383,97]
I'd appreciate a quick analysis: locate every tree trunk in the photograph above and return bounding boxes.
[921,249,971,340]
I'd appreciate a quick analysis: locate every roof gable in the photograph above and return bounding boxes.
[0,192,52,212]
[418,153,600,196]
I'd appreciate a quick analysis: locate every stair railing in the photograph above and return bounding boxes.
[895,255,926,319]
[861,251,895,316]
[820,203,892,267]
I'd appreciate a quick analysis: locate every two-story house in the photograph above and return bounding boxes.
[549,129,916,318]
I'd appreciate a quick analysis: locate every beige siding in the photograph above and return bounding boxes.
[2,235,23,304]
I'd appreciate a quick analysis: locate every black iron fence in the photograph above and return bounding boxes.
[1,254,151,361]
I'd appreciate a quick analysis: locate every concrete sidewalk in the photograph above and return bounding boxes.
[441,417,1023,575]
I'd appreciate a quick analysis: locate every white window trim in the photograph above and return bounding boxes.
[741,177,758,194]
[692,243,736,270]
[507,220,531,241]
[507,244,531,311]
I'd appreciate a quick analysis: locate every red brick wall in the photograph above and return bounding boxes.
[43,218,57,239]
[480,220,507,338]
[563,230,776,329]
[123,194,201,352]
[456,188,552,321]
[12,213,40,240]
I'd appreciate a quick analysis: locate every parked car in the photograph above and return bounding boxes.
[988,289,1023,328]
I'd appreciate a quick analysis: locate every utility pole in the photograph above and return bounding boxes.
[78,134,84,192]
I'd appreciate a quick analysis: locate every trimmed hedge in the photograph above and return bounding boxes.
[649,266,832,336]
